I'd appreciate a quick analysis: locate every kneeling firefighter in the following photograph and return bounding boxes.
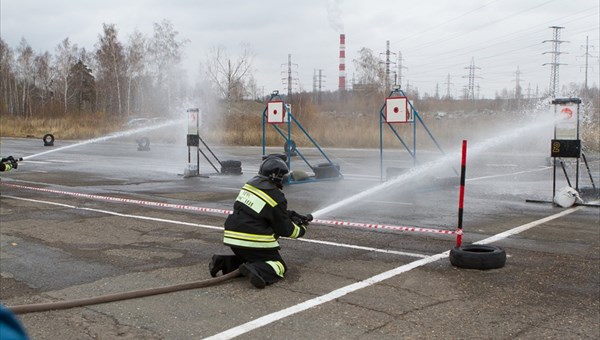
[209,156,312,289]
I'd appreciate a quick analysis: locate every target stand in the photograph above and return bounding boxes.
[527,98,598,207]
[379,87,453,182]
[262,91,343,185]
[184,108,242,178]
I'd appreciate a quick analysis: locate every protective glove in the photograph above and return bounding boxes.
[288,210,312,226]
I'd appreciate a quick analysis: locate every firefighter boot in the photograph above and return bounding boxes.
[239,263,266,289]
[209,255,225,277]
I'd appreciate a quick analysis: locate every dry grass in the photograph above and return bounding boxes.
[2,102,598,153]
[1,113,124,140]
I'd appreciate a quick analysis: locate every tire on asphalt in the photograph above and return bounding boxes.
[449,244,506,270]
[313,162,341,179]
[43,133,55,146]
[284,140,297,156]
[137,137,150,151]
[221,159,242,175]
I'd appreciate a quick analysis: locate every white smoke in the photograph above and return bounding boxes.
[327,0,344,32]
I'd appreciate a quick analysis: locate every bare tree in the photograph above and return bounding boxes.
[0,38,16,114]
[125,29,146,116]
[95,23,126,116]
[147,19,188,114]
[33,51,53,112]
[353,47,385,90]
[16,38,35,116]
[203,44,254,103]
[53,38,79,114]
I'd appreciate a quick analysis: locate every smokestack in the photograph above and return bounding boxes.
[339,33,346,91]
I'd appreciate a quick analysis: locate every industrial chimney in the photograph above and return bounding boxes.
[339,34,346,91]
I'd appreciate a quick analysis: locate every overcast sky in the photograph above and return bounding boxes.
[2,0,599,99]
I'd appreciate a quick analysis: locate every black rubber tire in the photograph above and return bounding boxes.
[221,160,241,168]
[449,244,506,270]
[43,133,55,146]
[284,140,297,156]
[137,137,150,150]
[313,163,341,179]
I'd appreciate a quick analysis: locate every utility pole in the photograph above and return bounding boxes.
[463,57,481,100]
[543,26,568,98]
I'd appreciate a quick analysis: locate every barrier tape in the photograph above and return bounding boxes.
[1,182,457,235]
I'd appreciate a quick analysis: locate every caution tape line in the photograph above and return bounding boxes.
[313,219,457,235]
[1,182,457,235]
[0,182,233,215]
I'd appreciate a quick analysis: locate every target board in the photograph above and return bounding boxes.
[267,100,285,124]
[385,97,412,123]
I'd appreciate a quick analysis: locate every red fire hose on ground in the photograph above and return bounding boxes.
[8,270,240,314]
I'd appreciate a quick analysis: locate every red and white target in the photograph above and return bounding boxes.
[267,100,285,124]
[385,97,409,123]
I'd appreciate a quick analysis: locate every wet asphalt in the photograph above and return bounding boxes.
[0,136,598,339]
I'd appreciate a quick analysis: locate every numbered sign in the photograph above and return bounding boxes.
[385,97,409,123]
[267,100,285,124]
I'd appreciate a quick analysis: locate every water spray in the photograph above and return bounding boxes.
[21,119,184,161]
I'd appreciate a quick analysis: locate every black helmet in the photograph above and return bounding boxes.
[259,156,289,185]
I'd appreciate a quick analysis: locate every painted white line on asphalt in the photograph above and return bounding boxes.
[366,200,413,206]
[467,166,551,182]
[204,204,586,340]
[2,195,426,259]
[485,163,518,167]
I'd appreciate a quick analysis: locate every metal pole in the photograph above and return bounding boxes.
[582,153,597,190]
[456,140,467,248]
[560,159,572,187]
[380,106,384,182]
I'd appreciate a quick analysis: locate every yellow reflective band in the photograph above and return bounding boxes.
[223,237,280,248]
[224,230,276,242]
[290,223,301,238]
[236,190,266,213]
[266,261,286,277]
[242,184,277,207]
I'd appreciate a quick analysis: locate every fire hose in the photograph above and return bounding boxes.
[8,269,240,315]
[7,214,313,315]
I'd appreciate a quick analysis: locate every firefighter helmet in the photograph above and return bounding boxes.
[259,156,289,184]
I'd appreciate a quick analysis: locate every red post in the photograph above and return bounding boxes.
[456,140,467,247]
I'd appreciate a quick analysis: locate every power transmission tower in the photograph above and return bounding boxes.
[312,69,326,104]
[380,41,396,92]
[281,54,298,99]
[542,26,568,98]
[397,51,408,88]
[462,57,481,100]
[513,66,523,99]
[579,36,597,91]
[444,73,453,99]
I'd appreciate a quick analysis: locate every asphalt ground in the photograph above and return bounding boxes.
[0,136,599,339]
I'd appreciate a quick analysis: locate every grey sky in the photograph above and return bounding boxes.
[1,0,598,99]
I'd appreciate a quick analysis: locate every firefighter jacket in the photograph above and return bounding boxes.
[224,175,306,249]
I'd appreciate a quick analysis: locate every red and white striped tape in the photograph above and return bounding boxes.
[1,182,457,235]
